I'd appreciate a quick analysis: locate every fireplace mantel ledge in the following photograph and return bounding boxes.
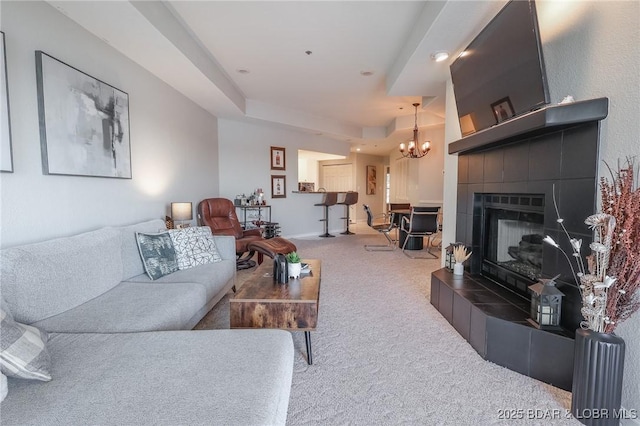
[449,97,609,155]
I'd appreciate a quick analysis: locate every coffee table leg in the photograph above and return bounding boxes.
[304,331,313,365]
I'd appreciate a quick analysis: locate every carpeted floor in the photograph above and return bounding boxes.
[195,225,578,425]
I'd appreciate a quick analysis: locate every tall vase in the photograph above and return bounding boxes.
[571,328,625,426]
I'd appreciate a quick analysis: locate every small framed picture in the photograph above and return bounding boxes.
[270,146,285,170]
[271,175,286,198]
[298,182,314,192]
[366,165,376,195]
[491,97,515,124]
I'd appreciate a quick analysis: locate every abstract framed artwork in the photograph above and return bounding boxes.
[270,146,285,171]
[366,165,376,195]
[35,51,131,178]
[271,175,286,198]
[1,31,13,172]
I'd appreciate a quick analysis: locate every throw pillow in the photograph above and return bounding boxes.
[135,232,179,280]
[168,226,222,270]
[0,304,52,382]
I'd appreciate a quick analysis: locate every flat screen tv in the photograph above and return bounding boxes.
[450,0,549,136]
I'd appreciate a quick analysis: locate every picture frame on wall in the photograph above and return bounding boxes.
[270,146,285,171]
[366,165,376,195]
[271,175,286,198]
[490,96,515,124]
[35,51,132,178]
[1,31,14,172]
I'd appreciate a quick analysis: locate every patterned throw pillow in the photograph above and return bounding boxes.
[0,303,52,382]
[168,226,222,270]
[135,232,179,280]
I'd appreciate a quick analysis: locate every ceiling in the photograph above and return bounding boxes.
[47,0,507,156]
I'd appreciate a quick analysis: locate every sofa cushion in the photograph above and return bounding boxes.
[0,330,294,426]
[0,227,123,324]
[119,219,166,280]
[32,282,206,333]
[126,259,235,301]
[210,234,236,261]
[168,226,222,270]
[135,232,179,280]
[0,303,51,382]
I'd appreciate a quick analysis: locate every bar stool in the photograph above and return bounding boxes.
[315,192,338,237]
[338,192,358,235]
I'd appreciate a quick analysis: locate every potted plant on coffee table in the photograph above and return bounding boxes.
[286,251,302,279]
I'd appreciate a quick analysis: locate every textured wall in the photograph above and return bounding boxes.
[537,0,640,416]
[0,1,220,248]
[217,118,350,238]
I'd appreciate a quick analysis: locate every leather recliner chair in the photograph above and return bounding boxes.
[197,198,264,269]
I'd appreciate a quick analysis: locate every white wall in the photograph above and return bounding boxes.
[442,0,640,414]
[416,124,445,205]
[353,152,387,220]
[0,1,220,248]
[217,118,350,237]
[389,124,445,207]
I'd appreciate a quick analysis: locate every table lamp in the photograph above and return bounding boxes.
[171,202,193,229]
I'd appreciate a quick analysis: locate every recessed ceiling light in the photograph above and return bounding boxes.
[431,51,449,62]
[236,69,250,74]
[360,71,374,76]
[356,148,361,152]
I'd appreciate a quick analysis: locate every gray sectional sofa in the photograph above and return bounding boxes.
[0,219,294,425]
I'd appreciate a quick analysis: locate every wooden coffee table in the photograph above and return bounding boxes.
[230,259,321,364]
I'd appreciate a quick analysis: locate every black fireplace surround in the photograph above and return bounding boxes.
[431,98,608,390]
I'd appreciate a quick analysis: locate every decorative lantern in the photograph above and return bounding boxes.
[445,242,465,271]
[527,274,564,330]
[444,243,457,271]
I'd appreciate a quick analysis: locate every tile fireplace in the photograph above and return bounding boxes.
[431,98,609,390]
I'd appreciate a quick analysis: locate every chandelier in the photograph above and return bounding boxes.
[399,103,431,158]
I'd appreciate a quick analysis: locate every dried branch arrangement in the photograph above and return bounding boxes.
[544,157,639,333]
[601,158,640,332]
[453,245,472,264]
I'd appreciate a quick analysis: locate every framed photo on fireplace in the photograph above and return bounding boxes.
[490,97,515,124]
[35,51,131,178]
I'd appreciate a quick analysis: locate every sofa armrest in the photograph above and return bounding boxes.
[213,235,236,261]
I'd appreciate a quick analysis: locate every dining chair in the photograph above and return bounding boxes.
[362,204,396,251]
[400,206,440,259]
[388,203,411,243]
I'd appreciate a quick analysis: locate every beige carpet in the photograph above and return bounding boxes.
[195,226,577,425]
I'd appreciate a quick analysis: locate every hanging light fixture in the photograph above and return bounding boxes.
[399,103,431,158]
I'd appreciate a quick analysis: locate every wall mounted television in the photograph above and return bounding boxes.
[450,0,550,136]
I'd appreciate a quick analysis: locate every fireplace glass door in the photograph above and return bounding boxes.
[485,208,544,281]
